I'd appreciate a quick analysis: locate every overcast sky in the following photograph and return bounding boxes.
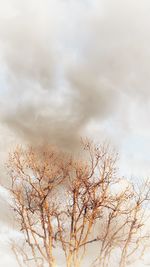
[0,0,150,266]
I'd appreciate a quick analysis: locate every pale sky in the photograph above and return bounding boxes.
[0,0,150,266]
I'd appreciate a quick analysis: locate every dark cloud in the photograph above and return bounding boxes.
[0,0,150,152]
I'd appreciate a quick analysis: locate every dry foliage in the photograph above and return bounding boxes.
[6,141,150,267]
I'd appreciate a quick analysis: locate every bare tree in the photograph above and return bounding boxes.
[6,141,150,267]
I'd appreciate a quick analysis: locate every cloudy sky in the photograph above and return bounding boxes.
[0,0,150,266]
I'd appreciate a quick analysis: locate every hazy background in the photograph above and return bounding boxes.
[0,0,150,265]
